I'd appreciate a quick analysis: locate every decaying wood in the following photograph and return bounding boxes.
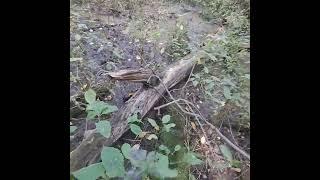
[70,52,204,172]
[107,68,153,83]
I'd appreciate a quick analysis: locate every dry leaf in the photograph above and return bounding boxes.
[191,122,196,131]
[138,132,147,138]
[231,168,241,173]
[200,136,206,144]
[160,48,165,54]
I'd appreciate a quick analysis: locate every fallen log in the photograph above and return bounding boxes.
[70,51,205,172]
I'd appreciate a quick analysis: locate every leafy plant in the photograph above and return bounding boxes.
[101,147,125,178]
[182,152,203,165]
[95,121,111,138]
[147,118,159,131]
[127,113,143,136]
[161,114,176,132]
[73,163,106,180]
[129,124,143,136]
[83,89,118,138]
[219,144,241,168]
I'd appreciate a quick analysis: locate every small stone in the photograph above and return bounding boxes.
[199,100,203,104]
[136,55,141,60]
[128,58,132,61]
[99,27,103,30]
[89,29,93,32]
[89,42,94,45]
[217,136,221,140]
[105,95,112,101]
[129,41,132,44]
[202,175,207,179]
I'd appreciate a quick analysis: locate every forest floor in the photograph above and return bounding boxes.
[70,0,250,179]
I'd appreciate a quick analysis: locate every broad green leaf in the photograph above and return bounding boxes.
[70,126,77,134]
[86,101,108,115]
[147,134,158,140]
[161,115,171,124]
[159,145,171,155]
[183,152,203,165]
[73,162,105,180]
[130,124,142,136]
[147,152,178,178]
[95,121,111,138]
[164,123,176,132]
[174,145,181,152]
[219,145,233,162]
[147,118,159,131]
[101,147,125,178]
[101,105,118,115]
[86,111,97,120]
[84,89,96,104]
[121,143,131,159]
[128,149,148,170]
[223,86,232,99]
[128,113,142,124]
[231,160,241,168]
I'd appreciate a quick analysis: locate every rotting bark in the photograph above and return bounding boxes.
[70,51,206,172]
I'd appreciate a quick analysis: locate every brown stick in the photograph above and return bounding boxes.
[70,52,203,172]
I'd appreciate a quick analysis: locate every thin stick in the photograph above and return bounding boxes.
[153,75,250,160]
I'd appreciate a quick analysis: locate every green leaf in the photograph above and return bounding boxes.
[231,160,241,168]
[130,124,142,136]
[161,115,171,124]
[73,162,106,180]
[183,152,203,165]
[219,145,233,162]
[159,145,171,155]
[192,80,199,87]
[128,113,142,124]
[174,145,181,152]
[128,149,148,170]
[101,147,125,178]
[147,134,158,140]
[147,152,178,178]
[84,89,96,104]
[121,143,131,159]
[86,111,97,120]
[147,118,159,130]
[223,86,232,99]
[95,121,111,138]
[86,101,107,115]
[164,123,176,132]
[70,126,77,134]
[101,104,118,115]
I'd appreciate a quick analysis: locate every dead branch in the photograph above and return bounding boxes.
[153,77,250,160]
[70,52,203,172]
